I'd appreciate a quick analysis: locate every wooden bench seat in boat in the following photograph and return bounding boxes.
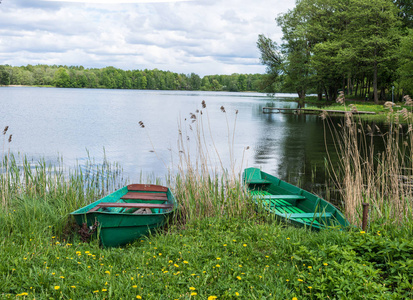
[278,212,333,218]
[127,184,168,192]
[121,192,168,201]
[88,202,173,213]
[253,195,306,200]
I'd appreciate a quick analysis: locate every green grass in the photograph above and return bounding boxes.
[1,155,413,299]
[1,209,413,299]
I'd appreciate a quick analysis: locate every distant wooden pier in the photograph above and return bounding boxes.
[262,107,376,115]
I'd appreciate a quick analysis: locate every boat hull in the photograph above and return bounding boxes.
[71,184,176,247]
[243,168,349,230]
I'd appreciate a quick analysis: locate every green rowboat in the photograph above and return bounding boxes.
[71,184,177,247]
[243,168,349,230]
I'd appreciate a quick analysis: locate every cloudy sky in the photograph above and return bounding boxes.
[0,0,296,76]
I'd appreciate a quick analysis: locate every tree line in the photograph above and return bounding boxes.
[0,64,265,92]
[257,0,413,103]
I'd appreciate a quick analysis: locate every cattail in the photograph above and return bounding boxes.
[404,95,413,106]
[3,126,8,135]
[235,109,239,114]
[8,134,12,143]
[138,121,145,128]
[345,112,352,127]
[201,100,206,108]
[400,108,409,121]
[336,91,345,105]
[220,106,226,113]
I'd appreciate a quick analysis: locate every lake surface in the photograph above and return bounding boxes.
[1,87,341,197]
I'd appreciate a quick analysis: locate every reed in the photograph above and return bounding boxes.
[323,95,413,230]
[169,101,253,224]
[0,149,126,237]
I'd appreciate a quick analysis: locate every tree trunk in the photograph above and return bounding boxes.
[355,78,359,97]
[318,91,323,101]
[373,58,378,104]
[324,87,330,101]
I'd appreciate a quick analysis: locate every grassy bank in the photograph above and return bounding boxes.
[1,154,413,299]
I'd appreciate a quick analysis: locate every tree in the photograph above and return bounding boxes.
[256,34,284,94]
[259,0,402,102]
[398,29,413,95]
[0,66,10,85]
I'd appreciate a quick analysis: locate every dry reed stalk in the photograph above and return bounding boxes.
[172,101,251,224]
[324,98,413,227]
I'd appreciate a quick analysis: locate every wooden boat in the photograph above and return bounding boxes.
[70,184,177,247]
[243,168,349,230]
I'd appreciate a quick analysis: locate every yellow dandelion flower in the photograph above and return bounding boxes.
[105,271,110,275]
[183,261,188,264]
[136,296,142,299]
[235,292,239,296]
[293,297,298,300]
[54,286,60,290]
[93,290,99,293]
[223,244,227,246]
[323,263,328,266]
[102,289,107,292]
[189,287,196,290]
[308,266,312,269]
[286,279,289,282]
[159,253,162,256]
[308,286,312,289]
[243,244,247,247]
[216,264,220,267]
[191,292,197,296]
[132,285,138,288]
[216,257,221,260]
[298,279,303,282]
[60,276,64,279]
[174,264,179,268]
[360,231,365,234]
[208,296,218,300]
[236,276,241,280]
[168,260,173,263]
[71,286,76,288]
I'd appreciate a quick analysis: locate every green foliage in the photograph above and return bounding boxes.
[0,64,266,92]
[259,0,404,102]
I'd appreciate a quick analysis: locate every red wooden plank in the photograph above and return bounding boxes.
[96,202,173,209]
[88,206,101,213]
[121,192,167,201]
[127,184,168,192]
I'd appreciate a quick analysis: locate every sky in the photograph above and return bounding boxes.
[0,0,296,76]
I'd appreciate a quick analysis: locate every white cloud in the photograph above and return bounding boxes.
[0,0,296,75]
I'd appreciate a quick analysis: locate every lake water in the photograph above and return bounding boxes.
[1,87,341,196]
